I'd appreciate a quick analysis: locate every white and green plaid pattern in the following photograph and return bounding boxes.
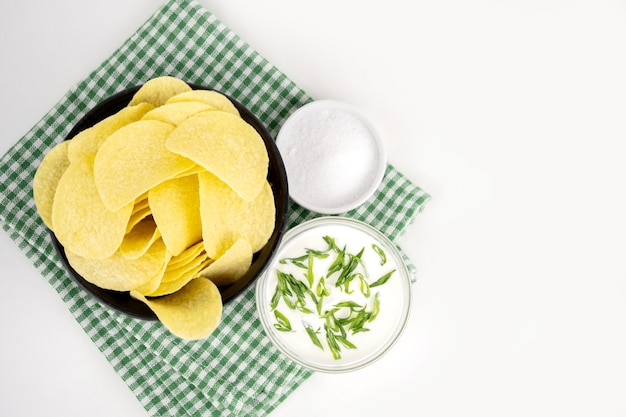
[0,0,430,415]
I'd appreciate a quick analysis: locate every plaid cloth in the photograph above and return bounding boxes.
[0,0,430,416]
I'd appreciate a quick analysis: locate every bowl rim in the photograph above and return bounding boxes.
[255,216,412,373]
[51,81,289,320]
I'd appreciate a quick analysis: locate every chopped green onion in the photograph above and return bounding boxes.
[327,246,345,277]
[270,288,281,310]
[316,276,329,297]
[316,295,324,315]
[304,324,324,350]
[306,248,330,259]
[270,234,393,360]
[325,325,342,360]
[370,269,396,288]
[305,253,315,288]
[322,235,340,253]
[334,301,363,310]
[369,292,380,322]
[372,243,387,266]
[336,254,359,287]
[273,309,292,332]
[359,274,371,297]
[279,254,308,269]
[335,335,357,349]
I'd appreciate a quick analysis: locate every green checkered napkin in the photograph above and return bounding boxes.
[0,0,430,415]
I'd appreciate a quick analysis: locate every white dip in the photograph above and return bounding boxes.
[259,219,410,370]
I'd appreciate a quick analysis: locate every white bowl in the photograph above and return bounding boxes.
[276,100,387,214]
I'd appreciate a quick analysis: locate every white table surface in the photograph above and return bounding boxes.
[2,1,626,416]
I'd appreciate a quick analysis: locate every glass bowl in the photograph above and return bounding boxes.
[256,216,412,373]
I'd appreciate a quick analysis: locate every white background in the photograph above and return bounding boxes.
[2,0,626,416]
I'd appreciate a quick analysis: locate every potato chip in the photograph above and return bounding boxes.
[198,172,275,258]
[174,164,206,178]
[166,90,240,116]
[94,120,195,211]
[141,101,213,126]
[119,216,161,260]
[198,238,252,286]
[132,193,150,212]
[128,76,192,107]
[66,238,169,291]
[166,111,268,201]
[167,241,205,270]
[148,174,202,256]
[52,159,133,259]
[145,258,212,297]
[67,103,154,163]
[126,205,152,234]
[132,251,172,295]
[33,140,70,230]
[133,240,206,296]
[161,249,210,284]
[131,278,223,340]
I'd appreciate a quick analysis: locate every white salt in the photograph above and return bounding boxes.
[277,101,385,213]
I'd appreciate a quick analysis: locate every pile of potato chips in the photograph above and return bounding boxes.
[33,76,276,340]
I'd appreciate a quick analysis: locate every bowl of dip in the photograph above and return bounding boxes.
[256,216,411,373]
[276,100,387,214]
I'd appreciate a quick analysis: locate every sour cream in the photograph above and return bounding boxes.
[256,217,412,373]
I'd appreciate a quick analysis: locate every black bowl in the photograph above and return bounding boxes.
[52,83,289,320]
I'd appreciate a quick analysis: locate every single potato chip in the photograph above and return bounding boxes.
[128,76,192,107]
[198,238,252,286]
[94,120,195,211]
[149,174,202,256]
[66,238,169,291]
[198,172,275,259]
[131,278,223,340]
[52,159,133,259]
[166,111,268,201]
[33,141,70,230]
[67,102,154,163]
[141,101,214,126]
[165,90,240,116]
